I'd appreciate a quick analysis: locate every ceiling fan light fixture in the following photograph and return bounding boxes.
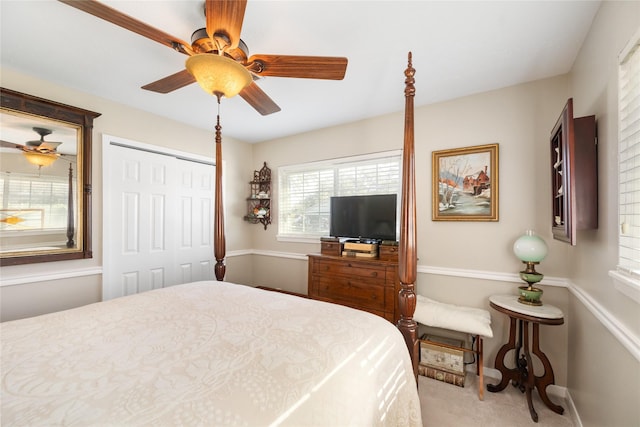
[23,151,58,168]
[186,53,252,99]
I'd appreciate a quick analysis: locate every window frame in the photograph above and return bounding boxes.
[277,150,402,243]
[0,172,73,232]
[610,27,640,303]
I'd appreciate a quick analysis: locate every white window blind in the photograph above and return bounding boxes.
[618,30,640,277]
[0,172,70,230]
[278,152,401,238]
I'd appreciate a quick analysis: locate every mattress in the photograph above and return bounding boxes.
[1,281,422,426]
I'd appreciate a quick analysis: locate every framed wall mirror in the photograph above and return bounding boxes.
[0,88,100,266]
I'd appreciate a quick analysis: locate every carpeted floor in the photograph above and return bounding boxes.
[418,372,577,427]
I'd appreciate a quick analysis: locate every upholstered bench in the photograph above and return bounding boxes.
[414,295,493,400]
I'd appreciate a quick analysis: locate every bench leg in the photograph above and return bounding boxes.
[477,335,484,401]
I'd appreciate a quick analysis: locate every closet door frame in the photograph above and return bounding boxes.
[102,134,218,300]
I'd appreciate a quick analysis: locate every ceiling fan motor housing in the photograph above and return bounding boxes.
[26,127,53,147]
[190,28,249,63]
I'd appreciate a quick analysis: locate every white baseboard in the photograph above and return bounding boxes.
[476,366,581,426]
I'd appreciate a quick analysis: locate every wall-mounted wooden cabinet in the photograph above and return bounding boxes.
[244,162,271,230]
[550,98,597,245]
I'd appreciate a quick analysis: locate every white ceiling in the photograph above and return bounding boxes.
[0,1,600,144]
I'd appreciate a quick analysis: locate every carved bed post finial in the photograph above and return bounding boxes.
[397,51,419,380]
[214,112,226,280]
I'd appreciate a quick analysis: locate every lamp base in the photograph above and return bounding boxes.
[518,286,543,306]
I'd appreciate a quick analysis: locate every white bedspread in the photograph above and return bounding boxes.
[1,281,421,426]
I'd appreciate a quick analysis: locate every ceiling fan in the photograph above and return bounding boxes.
[0,127,64,168]
[58,0,349,115]
[1,127,63,155]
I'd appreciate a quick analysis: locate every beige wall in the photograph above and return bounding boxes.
[0,67,256,321]
[566,2,640,426]
[252,73,573,385]
[252,6,639,425]
[1,3,638,425]
[253,74,573,276]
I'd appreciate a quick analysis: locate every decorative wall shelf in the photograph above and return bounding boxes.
[244,162,271,230]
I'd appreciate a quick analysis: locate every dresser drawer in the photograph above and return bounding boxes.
[315,276,387,311]
[313,259,386,280]
[307,253,399,323]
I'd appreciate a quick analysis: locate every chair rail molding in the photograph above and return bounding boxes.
[0,267,103,287]
[568,279,640,363]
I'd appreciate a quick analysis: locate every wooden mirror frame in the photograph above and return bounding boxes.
[0,88,101,266]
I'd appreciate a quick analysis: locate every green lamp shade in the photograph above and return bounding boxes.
[513,230,548,262]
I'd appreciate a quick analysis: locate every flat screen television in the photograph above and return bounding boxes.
[329,194,398,242]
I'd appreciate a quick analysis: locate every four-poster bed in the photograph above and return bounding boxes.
[211,52,419,377]
[1,55,421,425]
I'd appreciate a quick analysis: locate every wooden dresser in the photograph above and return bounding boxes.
[307,253,399,323]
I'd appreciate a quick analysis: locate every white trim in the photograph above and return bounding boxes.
[279,149,403,170]
[565,390,584,427]
[251,249,308,261]
[229,250,571,287]
[616,29,640,290]
[482,366,568,399]
[419,264,569,288]
[619,26,640,62]
[226,249,253,258]
[102,134,215,165]
[567,280,640,363]
[609,270,640,304]
[277,150,403,239]
[276,234,323,244]
[0,267,102,287]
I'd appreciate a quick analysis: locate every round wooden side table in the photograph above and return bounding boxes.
[486,294,564,423]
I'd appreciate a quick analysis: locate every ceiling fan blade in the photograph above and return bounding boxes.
[206,0,247,50]
[239,82,281,116]
[0,140,22,150]
[247,55,348,80]
[58,0,192,55]
[141,70,196,94]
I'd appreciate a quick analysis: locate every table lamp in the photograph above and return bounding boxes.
[513,230,548,306]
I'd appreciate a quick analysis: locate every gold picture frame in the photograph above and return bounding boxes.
[432,143,499,221]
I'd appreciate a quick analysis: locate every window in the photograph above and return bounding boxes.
[278,151,402,240]
[0,172,72,230]
[613,29,640,297]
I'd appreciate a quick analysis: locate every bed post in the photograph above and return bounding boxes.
[214,113,226,280]
[397,52,419,380]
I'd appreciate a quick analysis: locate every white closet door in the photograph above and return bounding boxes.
[174,162,216,284]
[104,140,214,300]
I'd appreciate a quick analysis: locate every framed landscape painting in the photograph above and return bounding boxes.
[432,143,499,221]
